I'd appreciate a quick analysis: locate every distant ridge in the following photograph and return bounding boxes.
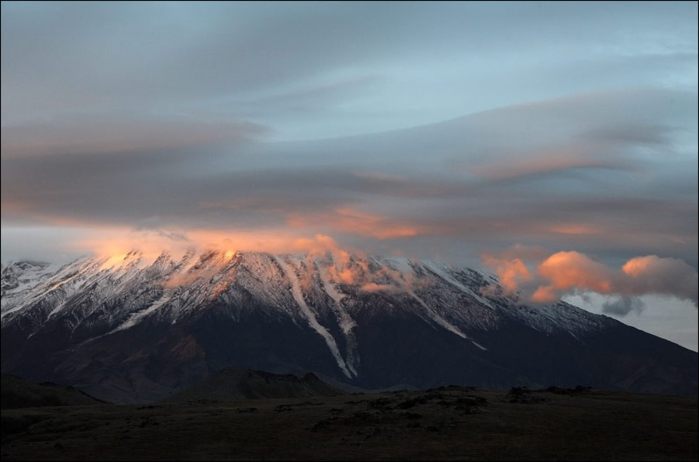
[168,368,342,402]
[1,374,106,409]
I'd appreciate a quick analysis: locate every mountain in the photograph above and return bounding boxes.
[1,251,696,403]
[1,374,105,409]
[168,368,341,403]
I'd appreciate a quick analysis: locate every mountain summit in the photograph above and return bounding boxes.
[2,250,696,402]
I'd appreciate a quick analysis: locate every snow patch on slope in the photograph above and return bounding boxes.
[110,293,173,334]
[1,261,63,312]
[422,261,495,309]
[409,291,487,350]
[316,261,359,376]
[274,256,354,378]
[1,251,615,361]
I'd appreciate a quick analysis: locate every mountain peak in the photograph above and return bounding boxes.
[1,251,695,403]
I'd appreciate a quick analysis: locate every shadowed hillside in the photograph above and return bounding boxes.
[1,375,105,410]
[168,369,342,402]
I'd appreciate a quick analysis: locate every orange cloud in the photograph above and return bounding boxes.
[68,226,393,290]
[548,224,603,235]
[623,255,665,278]
[287,208,428,240]
[293,233,343,254]
[71,227,314,265]
[536,251,614,296]
[481,253,532,294]
[333,208,420,239]
[530,285,560,304]
[291,234,413,290]
[291,234,363,284]
[482,248,697,305]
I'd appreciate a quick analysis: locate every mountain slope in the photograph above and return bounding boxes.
[1,250,696,403]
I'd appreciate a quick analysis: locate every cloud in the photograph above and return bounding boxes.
[602,296,645,316]
[483,249,698,308]
[68,227,324,265]
[292,234,360,284]
[293,233,347,257]
[621,256,699,304]
[3,90,695,260]
[1,116,267,158]
[3,3,695,124]
[291,234,416,291]
[466,145,636,181]
[287,208,431,240]
[3,96,696,275]
[533,251,615,302]
[480,253,532,295]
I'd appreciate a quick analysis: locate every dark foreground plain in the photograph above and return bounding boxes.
[2,387,697,461]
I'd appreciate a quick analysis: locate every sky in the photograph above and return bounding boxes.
[1,2,697,350]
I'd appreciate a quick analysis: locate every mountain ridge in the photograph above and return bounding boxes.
[2,250,696,402]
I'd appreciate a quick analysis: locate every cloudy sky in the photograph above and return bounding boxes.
[1,2,697,349]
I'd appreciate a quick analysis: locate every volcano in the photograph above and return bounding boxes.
[2,250,696,403]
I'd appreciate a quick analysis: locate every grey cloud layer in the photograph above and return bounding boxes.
[2,2,696,138]
[2,88,697,269]
[1,3,697,267]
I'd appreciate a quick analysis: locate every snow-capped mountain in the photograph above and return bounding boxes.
[2,250,696,402]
